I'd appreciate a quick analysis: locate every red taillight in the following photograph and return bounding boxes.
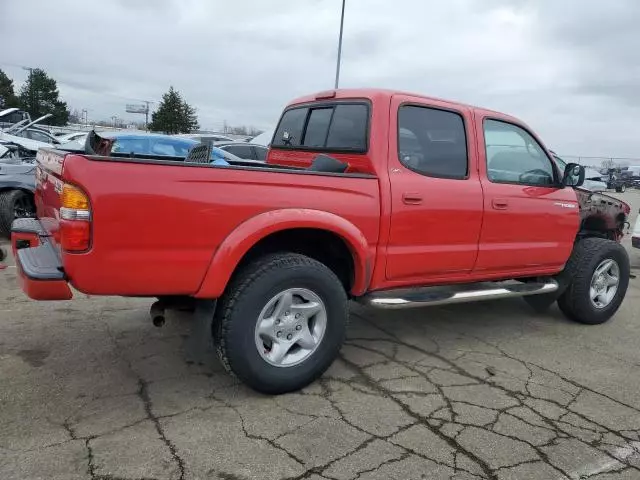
[60,184,91,252]
[60,221,91,252]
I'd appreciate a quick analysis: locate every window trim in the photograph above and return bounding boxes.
[482,117,560,187]
[270,100,371,154]
[397,102,471,180]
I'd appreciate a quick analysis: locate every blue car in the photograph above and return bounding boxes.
[106,132,233,165]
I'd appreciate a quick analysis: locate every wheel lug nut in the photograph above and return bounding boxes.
[276,331,282,337]
[295,313,300,319]
[287,334,292,340]
[296,325,301,330]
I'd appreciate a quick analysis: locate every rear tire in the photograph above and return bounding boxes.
[0,190,35,239]
[557,238,629,325]
[213,253,348,394]
[616,185,625,193]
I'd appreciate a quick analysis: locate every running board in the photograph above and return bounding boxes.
[361,280,558,309]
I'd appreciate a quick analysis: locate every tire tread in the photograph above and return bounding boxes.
[214,253,348,392]
[557,237,629,324]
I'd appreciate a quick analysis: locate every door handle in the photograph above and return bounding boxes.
[492,198,509,210]
[402,193,423,205]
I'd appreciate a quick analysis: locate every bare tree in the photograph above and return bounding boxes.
[601,159,615,170]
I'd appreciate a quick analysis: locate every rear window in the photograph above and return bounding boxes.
[272,102,369,152]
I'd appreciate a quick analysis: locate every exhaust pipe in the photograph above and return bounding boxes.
[150,301,166,327]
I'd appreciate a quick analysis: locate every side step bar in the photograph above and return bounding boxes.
[361,280,558,309]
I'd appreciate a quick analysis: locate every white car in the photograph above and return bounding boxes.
[249,129,274,146]
[632,213,640,249]
[56,132,88,144]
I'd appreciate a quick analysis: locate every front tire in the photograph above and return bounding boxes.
[557,238,629,325]
[616,185,626,193]
[213,253,348,394]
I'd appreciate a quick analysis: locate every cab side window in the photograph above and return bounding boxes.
[398,105,468,179]
[484,120,555,186]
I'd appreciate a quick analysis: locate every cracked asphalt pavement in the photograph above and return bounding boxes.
[2,192,640,480]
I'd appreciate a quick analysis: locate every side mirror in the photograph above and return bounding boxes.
[562,163,585,187]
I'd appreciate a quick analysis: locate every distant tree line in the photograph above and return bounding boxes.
[1,68,256,136]
[221,121,263,137]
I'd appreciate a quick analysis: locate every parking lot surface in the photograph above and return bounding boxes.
[2,192,640,480]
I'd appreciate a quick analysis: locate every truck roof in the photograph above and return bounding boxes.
[287,88,521,124]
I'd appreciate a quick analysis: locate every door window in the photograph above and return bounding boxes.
[484,120,555,186]
[398,105,468,179]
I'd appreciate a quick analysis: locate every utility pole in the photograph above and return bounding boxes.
[334,0,346,89]
[111,115,117,128]
[144,100,151,129]
[82,109,88,127]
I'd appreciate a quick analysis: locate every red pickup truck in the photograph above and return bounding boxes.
[9,89,631,394]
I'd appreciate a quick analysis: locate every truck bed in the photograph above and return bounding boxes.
[33,150,381,297]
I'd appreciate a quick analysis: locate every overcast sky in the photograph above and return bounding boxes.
[1,0,639,160]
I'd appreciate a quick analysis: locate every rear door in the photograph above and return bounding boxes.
[474,115,579,274]
[385,95,484,280]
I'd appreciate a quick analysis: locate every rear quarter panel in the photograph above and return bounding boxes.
[60,157,381,296]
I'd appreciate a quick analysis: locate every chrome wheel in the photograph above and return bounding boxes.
[254,288,327,367]
[590,259,620,309]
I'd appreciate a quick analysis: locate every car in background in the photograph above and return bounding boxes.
[178,133,235,144]
[109,132,197,157]
[214,142,267,161]
[103,132,244,165]
[12,127,62,145]
[552,154,607,192]
[248,129,273,146]
[56,132,89,144]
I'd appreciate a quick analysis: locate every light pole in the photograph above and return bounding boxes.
[334,0,346,89]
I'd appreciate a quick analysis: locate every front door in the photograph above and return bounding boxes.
[474,116,580,274]
[385,97,484,282]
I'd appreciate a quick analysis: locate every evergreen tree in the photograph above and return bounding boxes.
[148,86,199,134]
[18,68,70,125]
[0,69,19,109]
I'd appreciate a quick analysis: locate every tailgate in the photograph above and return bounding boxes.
[34,149,66,241]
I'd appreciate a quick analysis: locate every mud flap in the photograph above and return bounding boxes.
[184,299,217,365]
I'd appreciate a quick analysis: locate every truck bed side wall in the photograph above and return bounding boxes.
[59,157,381,296]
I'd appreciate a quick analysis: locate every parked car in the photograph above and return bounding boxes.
[214,141,268,161]
[632,212,640,249]
[0,111,78,154]
[104,132,241,165]
[13,127,61,145]
[249,129,273,146]
[10,88,631,395]
[178,133,235,144]
[55,132,88,144]
[552,154,607,192]
[0,160,36,237]
[108,132,197,157]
